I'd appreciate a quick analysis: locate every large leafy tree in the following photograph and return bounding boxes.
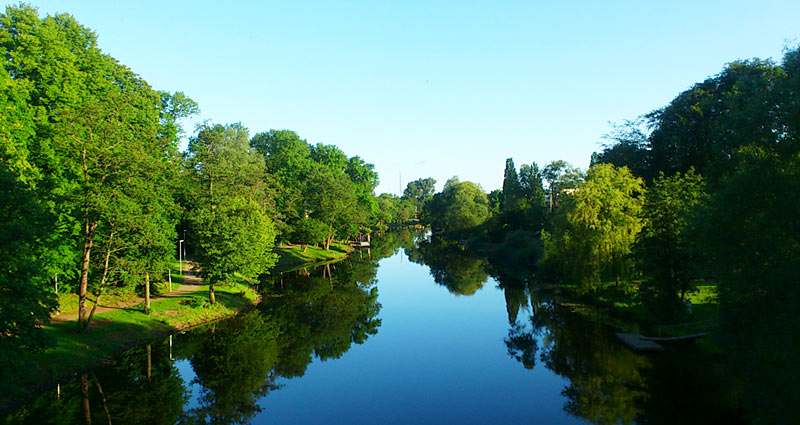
[304,164,362,249]
[542,164,644,291]
[424,177,489,235]
[187,123,277,302]
[703,147,800,423]
[635,169,706,317]
[402,177,436,210]
[0,63,59,377]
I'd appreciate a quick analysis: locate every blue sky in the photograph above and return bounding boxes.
[11,1,800,194]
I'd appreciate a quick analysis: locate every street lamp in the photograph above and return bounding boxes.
[178,239,184,275]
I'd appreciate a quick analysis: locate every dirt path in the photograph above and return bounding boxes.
[51,261,203,323]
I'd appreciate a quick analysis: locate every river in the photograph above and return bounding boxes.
[3,230,743,424]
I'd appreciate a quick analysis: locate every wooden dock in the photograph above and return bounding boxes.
[615,333,664,352]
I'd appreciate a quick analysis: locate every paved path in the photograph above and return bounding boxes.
[51,262,203,323]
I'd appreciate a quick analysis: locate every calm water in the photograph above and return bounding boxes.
[5,231,741,424]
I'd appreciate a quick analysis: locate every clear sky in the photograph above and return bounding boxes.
[10,1,800,195]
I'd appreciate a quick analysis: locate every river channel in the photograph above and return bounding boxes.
[4,230,742,424]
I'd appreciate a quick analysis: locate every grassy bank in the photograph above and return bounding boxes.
[274,242,353,267]
[5,280,259,410]
[550,279,720,334]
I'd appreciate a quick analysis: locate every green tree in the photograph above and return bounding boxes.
[542,164,644,291]
[636,169,706,317]
[424,177,489,235]
[291,216,329,251]
[502,158,523,213]
[190,196,277,303]
[519,162,547,230]
[402,177,436,209]
[0,64,58,382]
[647,59,784,182]
[304,164,362,249]
[592,119,652,180]
[187,123,276,302]
[542,160,583,212]
[703,147,800,423]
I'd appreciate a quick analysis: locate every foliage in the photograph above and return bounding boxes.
[402,177,436,209]
[423,177,489,235]
[190,196,277,301]
[592,118,652,180]
[635,169,706,318]
[290,216,329,250]
[406,238,489,296]
[542,164,644,292]
[703,147,800,423]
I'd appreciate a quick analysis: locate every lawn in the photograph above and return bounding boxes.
[15,280,259,402]
[274,242,353,267]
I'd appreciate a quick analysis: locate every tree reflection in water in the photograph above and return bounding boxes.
[405,237,489,295]
[6,250,387,425]
[4,231,745,424]
[489,257,743,425]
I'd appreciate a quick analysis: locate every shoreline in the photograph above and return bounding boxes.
[3,249,357,413]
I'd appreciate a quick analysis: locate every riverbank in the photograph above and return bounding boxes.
[1,269,260,412]
[445,234,720,337]
[274,242,354,267]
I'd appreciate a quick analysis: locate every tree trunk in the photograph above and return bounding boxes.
[91,373,112,425]
[144,272,151,314]
[81,374,92,425]
[209,282,216,304]
[78,221,98,332]
[146,344,152,382]
[85,232,114,329]
[86,286,105,329]
[302,244,307,252]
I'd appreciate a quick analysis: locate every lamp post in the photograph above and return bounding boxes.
[178,239,184,275]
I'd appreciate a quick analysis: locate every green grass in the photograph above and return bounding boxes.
[552,279,721,336]
[15,280,259,401]
[55,265,188,316]
[274,242,353,267]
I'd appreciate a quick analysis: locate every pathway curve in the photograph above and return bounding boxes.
[51,261,203,323]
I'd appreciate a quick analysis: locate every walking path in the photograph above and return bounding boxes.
[51,262,203,323]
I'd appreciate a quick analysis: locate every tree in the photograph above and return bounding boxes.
[703,147,800,423]
[592,119,652,180]
[291,217,329,251]
[487,189,503,216]
[57,68,165,330]
[647,59,784,183]
[423,177,489,235]
[0,64,59,383]
[542,160,583,212]
[304,164,362,249]
[187,123,276,302]
[190,196,277,303]
[636,169,706,316]
[541,164,644,291]
[402,177,436,209]
[502,158,523,214]
[519,162,547,230]
[250,129,312,234]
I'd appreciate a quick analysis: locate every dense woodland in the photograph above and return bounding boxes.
[416,45,800,423]
[1,4,799,424]
[0,5,419,383]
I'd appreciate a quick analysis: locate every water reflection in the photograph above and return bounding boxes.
[4,230,744,424]
[4,341,187,425]
[405,237,489,295]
